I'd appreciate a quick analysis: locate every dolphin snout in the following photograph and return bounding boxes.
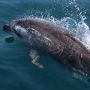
[3,24,11,32]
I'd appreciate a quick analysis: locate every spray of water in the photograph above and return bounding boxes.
[20,0,90,50]
[60,0,90,50]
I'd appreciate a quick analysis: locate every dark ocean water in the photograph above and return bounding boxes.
[0,0,90,90]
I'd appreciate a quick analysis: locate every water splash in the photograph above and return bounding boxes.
[19,0,90,50]
[59,0,90,49]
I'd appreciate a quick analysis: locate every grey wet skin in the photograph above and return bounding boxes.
[3,19,90,77]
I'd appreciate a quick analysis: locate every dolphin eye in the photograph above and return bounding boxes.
[16,32,21,37]
[14,29,21,37]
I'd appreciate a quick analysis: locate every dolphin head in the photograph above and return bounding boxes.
[3,19,42,46]
[3,20,28,37]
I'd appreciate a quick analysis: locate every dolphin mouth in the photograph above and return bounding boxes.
[3,24,11,32]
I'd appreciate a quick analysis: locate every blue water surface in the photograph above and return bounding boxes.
[0,0,90,90]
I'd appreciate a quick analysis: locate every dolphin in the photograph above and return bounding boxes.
[3,18,90,77]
